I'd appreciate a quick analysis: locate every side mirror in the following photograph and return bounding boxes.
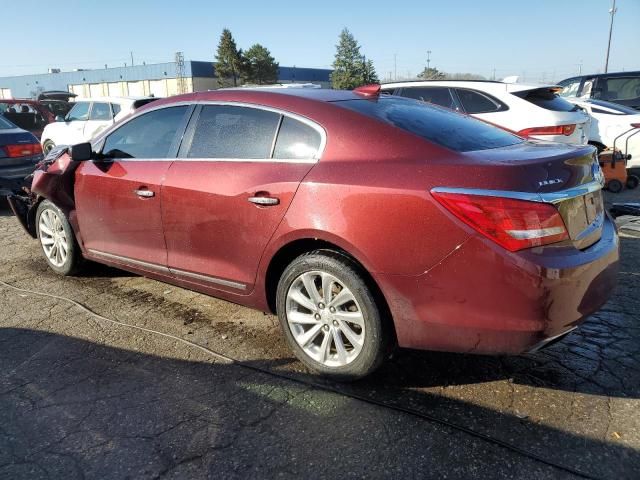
[55,115,65,122]
[70,142,93,162]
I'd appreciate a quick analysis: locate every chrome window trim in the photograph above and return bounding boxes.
[430,181,602,205]
[93,100,327,165]
[87,249,247,291]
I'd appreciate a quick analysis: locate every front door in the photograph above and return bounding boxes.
[74,105,191,268]
[161,104,324,292]
[82,101,114,141]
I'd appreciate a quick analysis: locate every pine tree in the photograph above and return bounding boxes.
[331,28,366,90]
[215,29,243,87]
[417,67,446,80]
[244,44,279,85]
[362,57,379,84]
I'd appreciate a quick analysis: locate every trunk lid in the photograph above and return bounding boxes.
[464,141,604,250]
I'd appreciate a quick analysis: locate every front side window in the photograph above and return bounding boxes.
[602,77,640,101]
[65,102,90,122]
[273,117,322,159]
[89,102,112,121]
[400,87,458,110]
[455,89,503,113]
[102,106,188,159]
[187,105,281,159]
[334,96,522,152]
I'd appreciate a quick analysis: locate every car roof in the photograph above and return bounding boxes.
[559,71,640,82]
[72,96,155,104]
[380,79,557,94]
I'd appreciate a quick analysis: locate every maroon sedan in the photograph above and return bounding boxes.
[8,86,619,380]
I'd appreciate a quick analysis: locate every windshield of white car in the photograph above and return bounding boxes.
[586,99,639,115]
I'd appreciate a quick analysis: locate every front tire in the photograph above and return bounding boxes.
[42,139,55,154]
[276,250,390,381]
[36,200,83,275]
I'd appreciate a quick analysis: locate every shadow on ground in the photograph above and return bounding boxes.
[1,328,638,479]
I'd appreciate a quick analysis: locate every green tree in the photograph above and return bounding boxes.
[331,28,366,90]
[215,28,243,87]
[417,67,446,80]
[244,44,279,85]
[361,57,379,84]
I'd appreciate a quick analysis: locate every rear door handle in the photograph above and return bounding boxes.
[248,196,279,206]
[134,189,155,198]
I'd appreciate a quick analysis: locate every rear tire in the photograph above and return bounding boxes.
[626,175,639,190]
[607,179,623,193]
[276,250,390,381]
[36,200,83,276]
[42,140,55,154]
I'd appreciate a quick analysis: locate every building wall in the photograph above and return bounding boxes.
[0,61,332,98]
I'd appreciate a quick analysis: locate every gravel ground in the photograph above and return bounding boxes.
[0,189,638,479]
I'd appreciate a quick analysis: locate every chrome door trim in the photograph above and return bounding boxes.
[87,249,247,291]
[87,249,170,275]
[169,267,247,290]
[431,181,602,205]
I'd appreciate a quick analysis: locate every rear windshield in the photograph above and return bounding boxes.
[0,115,16,129]
[333,96,522,152]
[514,88,580,112]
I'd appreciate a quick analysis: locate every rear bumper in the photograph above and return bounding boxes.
[0,154,41,195]
[376,216,619,354]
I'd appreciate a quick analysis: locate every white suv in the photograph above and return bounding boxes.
[381,80,590,145]
[41,96,158,153]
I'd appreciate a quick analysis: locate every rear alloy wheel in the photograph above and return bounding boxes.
[36,200,83,275]
[42,139,55,154]
[607,179,624,193]
[276,250,390,380]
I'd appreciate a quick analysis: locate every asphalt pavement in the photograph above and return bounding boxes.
[0,190,638,479]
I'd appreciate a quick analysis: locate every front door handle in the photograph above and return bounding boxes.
[134,189,155,198]
[248,196,279,206]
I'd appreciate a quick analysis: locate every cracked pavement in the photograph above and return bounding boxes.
[0,190,638,479]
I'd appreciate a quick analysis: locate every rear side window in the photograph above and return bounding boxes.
[188,105,281,159]
[89,102,112,121]
[334,96,522,152]
[455,89,504,113]
[102,106,188,159]
[399,87,458,110]
[273,117,322,159]
[514,88,579,112]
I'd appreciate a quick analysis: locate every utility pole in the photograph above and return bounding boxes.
[578,60,583,75]
[394,53,397,81]
[130,51,134,67]
[175,51,185,94]
[604,0,617,73]
[492,68,496,80]
[426,50,431,71]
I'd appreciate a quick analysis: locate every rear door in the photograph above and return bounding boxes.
[82,102,114,141]
[161,104,323,292]
[75,105,190,268]
[60,102,91,145]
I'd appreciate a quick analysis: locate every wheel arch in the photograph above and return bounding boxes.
[263,237,396,342]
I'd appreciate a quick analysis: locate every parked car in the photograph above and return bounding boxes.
[566,97,640,173]
[40,96,159,153]
[0,115,43,196]
[381,80,591,145]
[8,87,619,380]
[1,99,55,139]
[557,71,640,110]
[37,90,77,118]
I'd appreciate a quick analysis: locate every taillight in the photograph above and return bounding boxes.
[517,124,576,137]
[3,143,43,158]
[431,191,569,252]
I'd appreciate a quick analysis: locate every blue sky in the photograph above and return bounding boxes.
[3,0,639,82]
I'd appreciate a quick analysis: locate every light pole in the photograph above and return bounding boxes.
[426,50,431,71]
[604,0,617,73]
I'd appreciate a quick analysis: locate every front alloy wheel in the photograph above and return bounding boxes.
[36,200,83,275]
[277,250,391,380]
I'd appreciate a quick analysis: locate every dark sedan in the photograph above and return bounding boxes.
[0,116,43,195]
